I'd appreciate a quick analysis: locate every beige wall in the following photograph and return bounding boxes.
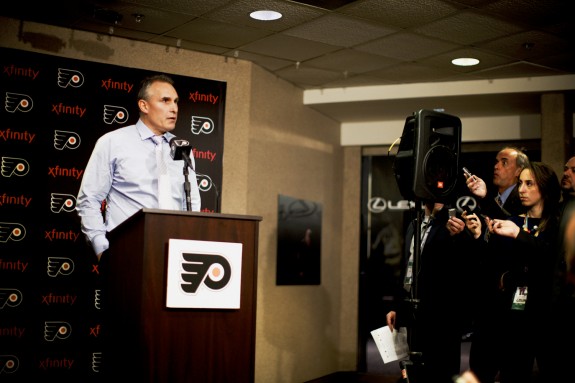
[0,17,358,382]
[246,65,356,382]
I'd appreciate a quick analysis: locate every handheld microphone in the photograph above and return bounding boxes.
[169,137,195,172]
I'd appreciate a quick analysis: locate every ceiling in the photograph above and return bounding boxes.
[2,0,574,123]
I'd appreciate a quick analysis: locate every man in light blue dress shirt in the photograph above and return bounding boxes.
[76,74,201,260]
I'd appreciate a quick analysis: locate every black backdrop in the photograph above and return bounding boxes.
[0,47,226,380]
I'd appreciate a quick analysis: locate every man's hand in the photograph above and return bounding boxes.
[446,215,465,236]
[463,211,482,239]
[386,311,397,332]
[465,173,487,198]
[489,218,520,238]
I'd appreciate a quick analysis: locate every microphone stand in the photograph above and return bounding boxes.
[400,198,423,383]
[180,152,195,212]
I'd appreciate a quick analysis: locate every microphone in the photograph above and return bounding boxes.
[169,137,190,161]
[169,137,195,172]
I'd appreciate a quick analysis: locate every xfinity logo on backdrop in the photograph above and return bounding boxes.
[101,78,133,93]
[3,64,39,80]
[0,129,36,144]
[188,91,219,104]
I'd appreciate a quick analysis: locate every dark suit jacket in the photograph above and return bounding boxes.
[393,208,473,382]
[399,210,471,321]
[479,184,525,219]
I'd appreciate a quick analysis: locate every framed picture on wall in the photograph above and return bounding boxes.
[276,195,322,285]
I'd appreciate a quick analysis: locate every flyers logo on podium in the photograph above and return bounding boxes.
[166,239,242,309]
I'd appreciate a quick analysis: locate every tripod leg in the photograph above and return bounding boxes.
[400,360,412,383]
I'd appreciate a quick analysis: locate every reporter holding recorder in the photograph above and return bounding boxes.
[76,74,201,261]
[465,147,529,220]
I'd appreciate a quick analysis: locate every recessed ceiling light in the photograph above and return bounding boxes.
[250,10,282,21]
[451,58,480,67]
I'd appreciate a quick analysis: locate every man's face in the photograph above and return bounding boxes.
[561,157,575,196]
[493,148,521,191]
[138,81,179,135]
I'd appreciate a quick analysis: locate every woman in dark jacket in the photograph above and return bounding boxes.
[468,162,560,383]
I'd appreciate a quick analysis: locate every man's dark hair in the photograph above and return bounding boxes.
[137,74,175,101]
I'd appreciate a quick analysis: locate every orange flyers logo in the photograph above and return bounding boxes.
[4,92,33,113]
[0,222,26,243]
[57,68,84,88]
[47,257,74,277]
[103,105,129,124]
[180,252,232,294]
[0,355,19,374]
[50,193,76,213]
[54,130,81,150]
[0,288,23,309]
[43,321,72,341]
[191,116,214,134]
[1,157,30,177]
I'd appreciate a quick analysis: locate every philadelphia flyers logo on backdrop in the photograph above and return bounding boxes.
[0,289,23,309]
[57,68,84,88]
[0,355,19,374]
[196,173,214,192]
[44,321,72,341]
[54,130,81,150]
[1,157,30,177]
[5,92,33,113]
[47,257,74,277]
[0,222,26,243]
[191,116,214,134]
[103,105,129,124]
[50,193,76,213]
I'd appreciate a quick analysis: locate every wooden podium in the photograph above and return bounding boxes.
[103,208,262,383]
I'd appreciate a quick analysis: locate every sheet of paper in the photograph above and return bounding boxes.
[370,326,409,364]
